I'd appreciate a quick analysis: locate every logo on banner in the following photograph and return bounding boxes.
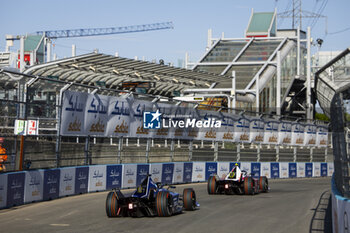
[143,110,162,129]
[68,117,81,132]
[114,120,129,134]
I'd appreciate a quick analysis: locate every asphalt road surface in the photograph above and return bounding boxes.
[0,177,332,233]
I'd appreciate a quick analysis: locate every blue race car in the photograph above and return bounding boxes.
[106,175,199,217]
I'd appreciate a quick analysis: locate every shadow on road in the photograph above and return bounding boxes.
[309,190,332,233]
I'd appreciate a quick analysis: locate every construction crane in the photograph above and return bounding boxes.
[35,22,174,39]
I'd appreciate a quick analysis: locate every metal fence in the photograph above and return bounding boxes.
[0,68,332,172]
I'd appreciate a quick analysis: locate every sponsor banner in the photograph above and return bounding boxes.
[149,164,162,183]
[85,94,109,136]
[271,163,280,178]
[316,126,328,147]
[328,162,334,176]
[205,162,218,181]
[153,102,175,139]
[261,162,270,178]
[264,121,279,144]
[61,90,88,135]
[278,122,292,145]
[217,162,230,180]
[304,124,317,146]
[170,106,189,140]
[240,162,251,175]
[251,163,261,178]
[130,100,153,138]
[197,110,219,141]
[24,170,44,203]
[289,163,297,178]
[291,123,305,146]
[88,165,106,192]
[250,119,265,143]
[173,162,184,184]
[122,164,137,188]
[305,163,313,177]
[107,96,132,137]
[321,163,328,177]
[229,162,241,171]
[7,172,25,207]
[313,162,321,177]
[234,117,251,143]
[183,163,193,183]
[192,162,205,182]
[297,162,306,178]
[0,174,7,208]
[59,167,75,197]
[106,165,122,190]
[217,113,235,142]
[280,162,289,178]
[136,164,149,187]
[162,163,174,185]
[43,169,60,201]
[27,120,39,135]
[75,166,89,194]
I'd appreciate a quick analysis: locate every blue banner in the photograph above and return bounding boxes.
[321,163,328,177]
[162,163,174,184]
[136,164,149,186]
[75,166,89,194]
[305,163,313,177]
[205,162,217,180]
[106,165,122,189]
[183,162,193,183]
[43,169,60,201]
[271,163,280,178]
[229,162,241,171]
[7,172,25,207]
[289,163,297,178]
[251,163,261,178]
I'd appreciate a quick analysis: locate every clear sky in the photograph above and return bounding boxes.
[1,0,349,66]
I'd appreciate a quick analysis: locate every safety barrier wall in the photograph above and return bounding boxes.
[0,161,334,209]
[331,175,350,233]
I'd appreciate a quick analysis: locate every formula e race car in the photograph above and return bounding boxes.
[106,175,199,217]
[207,164,268,195]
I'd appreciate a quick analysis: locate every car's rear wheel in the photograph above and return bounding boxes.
[259,176,268,193]
[106,191,120,217]
[244,177,254,195]
[207,176,217,194]
[156,191,173,217]
[183,188,196,211]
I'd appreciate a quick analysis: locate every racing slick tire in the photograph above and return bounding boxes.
[106,191,120,217]
[244,177,254,195]
[207,175,217,194]
[259,176,268,193]
[183,188,196,211]
[156,191,173,217]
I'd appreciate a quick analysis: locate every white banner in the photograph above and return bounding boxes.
[153,102,174,139]
[61,91,88,135]
[280,162,289,178]
[85,94,109,136]
[197,110,219,141]
[278,122,292,145]
[192,162,205,182]
[217,162,230,180]
[240,162,251,175]
[261,162,271,178]
[234,117,251,143]
[149,163,162,183]
[59,167,75,197]
[313,163,321,177]
[88,165,106,192]
[264,121,279,144]
[0,174,7,208]
[304,124,317,146]
[297,163,305,178]
[173,162,184,184]
[24,170,44,203]
[122,164,137,188]
[27,120,39,136]
[217,114,235,142]
[250,119,265,143]
[328,162,334,176]
[106,96,132,137]
[292,123,305,146]
[316,126,329,147]
[129,100,153,138]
